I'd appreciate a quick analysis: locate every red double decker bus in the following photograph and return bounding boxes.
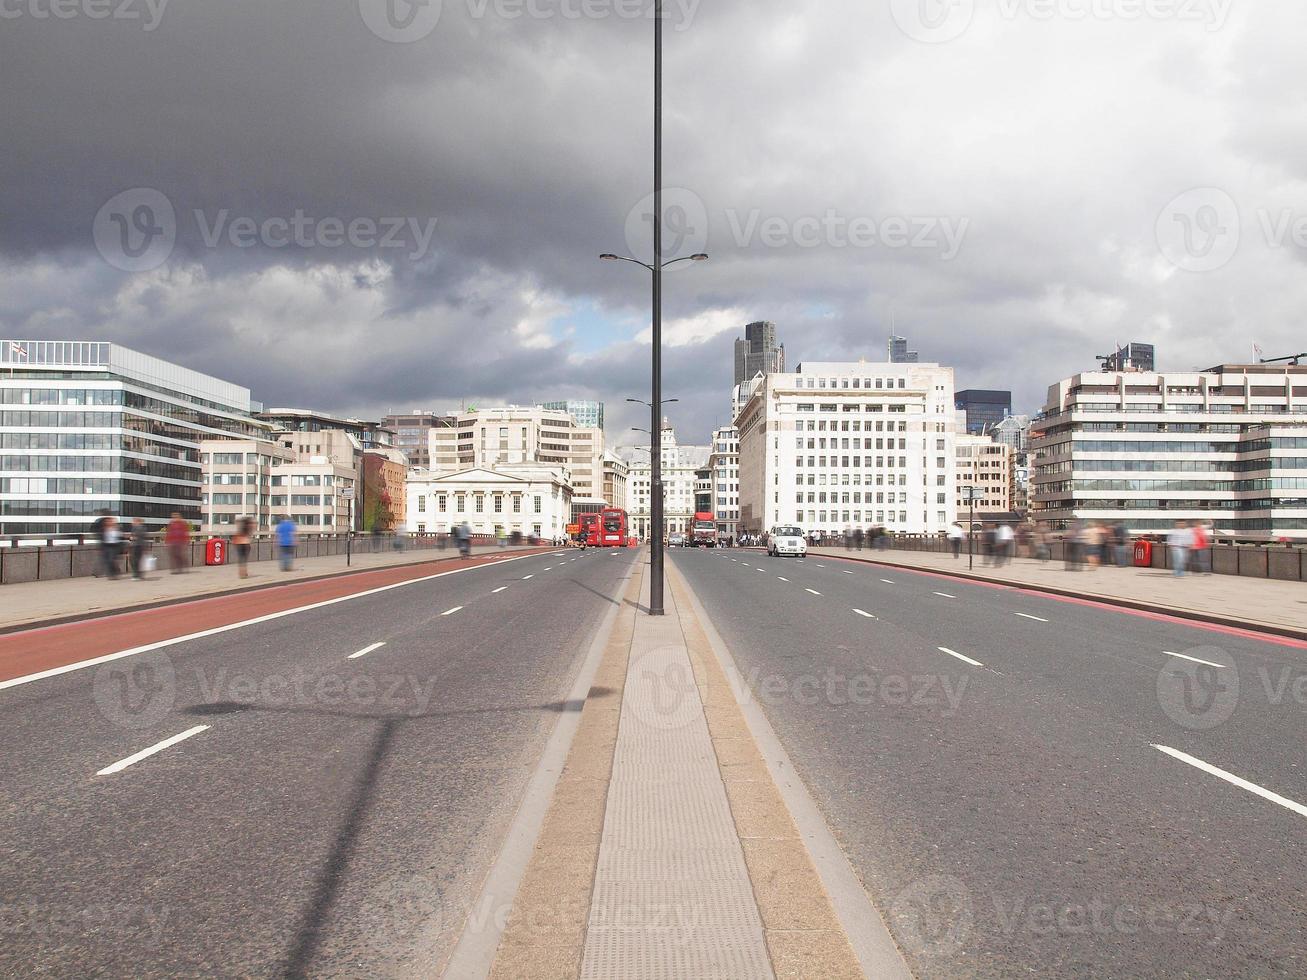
[577,513,601,547]
[598,507,628,547]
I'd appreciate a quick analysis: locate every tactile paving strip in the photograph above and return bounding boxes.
[580,577,774,980]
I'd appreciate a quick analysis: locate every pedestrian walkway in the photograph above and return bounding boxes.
[810,546,1307,636]
[0,543,541,631]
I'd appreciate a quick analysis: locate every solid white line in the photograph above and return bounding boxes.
[805,588,822,596]
[1015,613,1049,623]
[97,725,210,776]
[1153,745,1307,820]
[348,641,386,660]
[441,606,463,616]
[933,591,956,599]
[938,646,983,667]
[492,587,509,594]
[854,609,877,619]
[777,576,789,582]
[1165,650,1227,669]
[0,551,545,694]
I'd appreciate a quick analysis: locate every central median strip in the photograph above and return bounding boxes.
[97,725,209,776]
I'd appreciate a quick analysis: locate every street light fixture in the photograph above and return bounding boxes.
[598,0,708,616]
[961,486,982,570]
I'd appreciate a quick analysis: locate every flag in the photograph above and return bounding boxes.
[1253,342,1264,362]
[10,342,26,358]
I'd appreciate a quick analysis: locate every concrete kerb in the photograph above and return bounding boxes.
[666,559,913,980]
[438,554,642,980]
[805,549,1307,644]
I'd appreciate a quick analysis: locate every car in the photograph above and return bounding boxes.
[767,525,807,557]
[667,533,686,547]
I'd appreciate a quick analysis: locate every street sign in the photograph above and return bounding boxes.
[340,488,355,499]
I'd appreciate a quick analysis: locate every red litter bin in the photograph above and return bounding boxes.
[205,537,227,566]
[1133,540,1152,567]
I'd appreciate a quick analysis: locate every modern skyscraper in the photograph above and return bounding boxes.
[954,389,1013,435]
[733,321,784,387]
[888,335,919,363]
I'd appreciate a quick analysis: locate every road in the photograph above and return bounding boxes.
[672,546,1307,978]
[0,547,637,978]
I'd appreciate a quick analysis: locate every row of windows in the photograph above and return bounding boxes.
[794,492,928,505]
[794,377,910,390]
[1042,479,1307,493]
[0,387,120,406]
[792,510,927,525]
[1036,458,1307,476]
[795,456,948,469]
[0,500,199,518]
[792,402,910,413]
[1036,497,1307,511]
[1,478,200,500]
[0,432,201,462]
[0,455,200,480]
[416,494,545,514]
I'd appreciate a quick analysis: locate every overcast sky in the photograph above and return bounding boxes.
[2,0,1304,445]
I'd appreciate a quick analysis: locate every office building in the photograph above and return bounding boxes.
[709,425,740,540]
[539,400,604,431]
[1100,342,1156,373]
[1,340,261,536]
[992,414,1032,452]
[955,434,1013,518]
[955,389,1012,435]
[733,321,784,387]
[383,410,455,469]
[888,335,919,363]
[616,423,711,539]
[427,406,609,503]
[406,464,572,539]
[258,408,396,451]
[736,360,959,536]
[1030,364,1307,539]
[601,452,629,513]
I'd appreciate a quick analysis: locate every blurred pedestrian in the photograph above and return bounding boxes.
[91,509,118,579]
[496,525,507,549]
[996,523,1015,566]
[276,514,297,571]
[233,516,253,579]
[129,517,152,580]
[100,514,122,579]
[947,521,963,559]
[1082,522,1103,571]
[1167,520,1193,577]
[1190,520,1211,574]
[457,520,472,558]
[165,512,190,574]
[1064,522,1082,571]
[1111,522,1131,568]
[854,526,865,551]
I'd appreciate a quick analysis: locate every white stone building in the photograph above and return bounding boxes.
[709,426,740,539]
[406,464,572,539]
[1030,364,1307,539]
[736,360,959,536]
[200,437,359,535]
[954,433,1013,519]
[616,423,711,539]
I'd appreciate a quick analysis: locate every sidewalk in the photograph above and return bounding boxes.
[809,546,1307,638]
[477,557,891,980]
[0,543,544,632]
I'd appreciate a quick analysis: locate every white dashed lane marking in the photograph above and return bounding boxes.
[777,576,789,582]
[1154,745,1307,820]
[348,642,386,660]
[1015,613,1049,623]
[805,588,822,596]
[441,606,463,616]
[492,587,509,594]
[854,609,877,619]
[938,646,983,667]
[933,592,957,599]
[1166,650,1228,669]
[97,726,210,777]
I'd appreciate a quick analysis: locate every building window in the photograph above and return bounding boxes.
[534,495,542,513]
[417,495,427,512]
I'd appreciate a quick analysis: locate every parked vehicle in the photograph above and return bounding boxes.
[667,532,686,547]
[767,525,807,557]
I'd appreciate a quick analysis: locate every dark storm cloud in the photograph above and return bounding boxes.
[2,0,1305,439]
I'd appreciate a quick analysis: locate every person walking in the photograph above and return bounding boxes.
[233,516,253,579]
[90,509,117,579]
[1190,520,1211,574]
[164,512,190,574]
[947,521,964,559]
[456,520,472,559]
[100,514,122,579]
[996,523,1015,567]
[1167,520,1193,577]
[129,517,151,580]
[275,514,297,572]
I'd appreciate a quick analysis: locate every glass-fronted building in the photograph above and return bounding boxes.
[1,340,260,535]
[539,400,604,431]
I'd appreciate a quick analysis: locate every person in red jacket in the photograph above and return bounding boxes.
[165,512,190,573]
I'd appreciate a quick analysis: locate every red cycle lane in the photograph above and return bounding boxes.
[0,549,551,686]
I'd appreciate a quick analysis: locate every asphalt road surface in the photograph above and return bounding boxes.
[673,546,1307,979]
[0,547,637,978]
